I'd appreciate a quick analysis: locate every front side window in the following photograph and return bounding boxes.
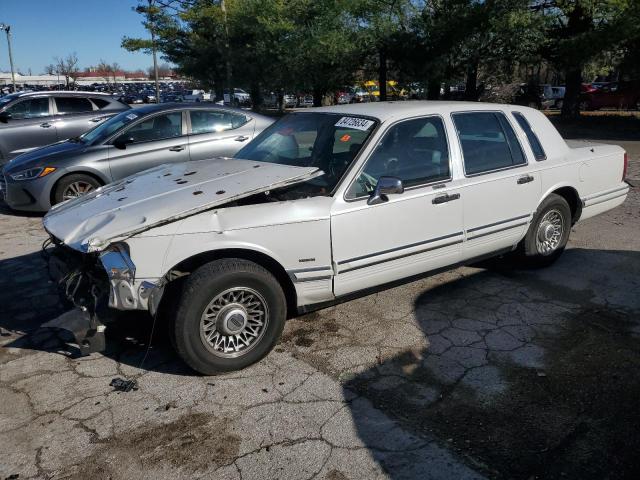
[453,112,525,175]
[512,112,546,161]
[5,97,49,119]
[347,116,450,199]
[55,97,94,114]
[235,112,377,192]
[124,112,183,143]
[190,110,247,134]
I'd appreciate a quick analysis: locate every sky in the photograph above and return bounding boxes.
[0,0,155,74]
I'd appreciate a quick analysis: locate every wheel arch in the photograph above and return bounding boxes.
[163,248,298,318]
[49,169,107,205]
[538,184,582,224]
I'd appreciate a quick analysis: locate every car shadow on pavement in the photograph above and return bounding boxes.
[0,200,44,218]
[0,250,189,376]
[337,248,640,480]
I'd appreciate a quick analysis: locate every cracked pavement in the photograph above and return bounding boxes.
[1,139,639,479]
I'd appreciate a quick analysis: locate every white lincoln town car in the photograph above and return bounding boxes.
[43,101,630,374]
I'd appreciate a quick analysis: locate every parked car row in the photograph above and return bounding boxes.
[0,103,274,211]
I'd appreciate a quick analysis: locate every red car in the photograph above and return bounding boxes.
[579,81,640,110]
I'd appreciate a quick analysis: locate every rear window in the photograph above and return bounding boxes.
[55,97,94,114]
[453,112,526,175]
[512,112,546,161]
[91,98,110,109]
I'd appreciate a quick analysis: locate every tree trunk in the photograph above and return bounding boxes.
[561,68,582,119]
[464,59,479,101]
[250,82,262,112]
[560,3,592,119]
[427,78,441,100]
[313,87,325,107]
[378,49,387,101]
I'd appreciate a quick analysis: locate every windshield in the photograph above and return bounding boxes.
[79,110,142,145]
[0,93,21,108]
[235,112,377,192]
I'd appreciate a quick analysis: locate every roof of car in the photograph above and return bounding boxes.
[301,100,531,122]
[16,90,116,97]
[133,102,267,114]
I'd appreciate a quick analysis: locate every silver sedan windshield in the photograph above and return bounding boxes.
[79,110,141,145]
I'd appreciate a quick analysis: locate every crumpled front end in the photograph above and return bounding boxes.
[47,235,164,316]
[44,234,166,355]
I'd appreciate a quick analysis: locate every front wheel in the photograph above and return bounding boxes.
[518,194,571,268]
[173,259,286,374]
[53,173,101,205]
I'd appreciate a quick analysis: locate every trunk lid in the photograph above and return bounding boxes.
[43,158,321,252]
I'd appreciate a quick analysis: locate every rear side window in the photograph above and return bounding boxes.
[190,110,247,134]
[5,97,49,119]
[453,112,526,175]
[124,112,183,143]
[91,98,110,109]
[512,112,546,160]
[55,97,94,114]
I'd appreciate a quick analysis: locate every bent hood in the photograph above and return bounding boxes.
[43,158,322,252]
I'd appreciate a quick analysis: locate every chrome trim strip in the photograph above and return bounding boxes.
[581,185,629,202]
[288,265,333,274]
[337,231,464,265]
[583,191,628,208]
[339,239,463,274]
[467,214,531,233]
[294,275,333,283]
[467,221,529,240]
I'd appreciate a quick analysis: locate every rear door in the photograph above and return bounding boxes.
[52,96,101,140]
[0,96,56,158]
[452,111,541,260]
[187,109,254,161]
[107,110,189,180]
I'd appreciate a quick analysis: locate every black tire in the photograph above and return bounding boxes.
[52,173,101,205]
[518,193,571,268]
[173,259,286,375]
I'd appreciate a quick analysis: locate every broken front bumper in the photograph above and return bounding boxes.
[48,239,164,316]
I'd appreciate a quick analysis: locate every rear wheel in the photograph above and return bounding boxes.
[52,173,101,205]
[173,259,286,374]
[518,194,571,268]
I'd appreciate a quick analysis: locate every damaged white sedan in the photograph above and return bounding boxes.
[43,101,630,374]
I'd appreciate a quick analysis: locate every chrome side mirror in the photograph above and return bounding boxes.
[367,176,404,205]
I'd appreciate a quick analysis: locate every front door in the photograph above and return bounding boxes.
[108,110,189,180]
[451,111,541,260]
[332,115,464,297]
[187,109,255,161]
[0,96,56,159]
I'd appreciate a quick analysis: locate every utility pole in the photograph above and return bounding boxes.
[0,23,16,93]
[221,0,234,106]
[137,0,160,103]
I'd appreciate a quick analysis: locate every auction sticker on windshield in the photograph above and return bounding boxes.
[335,117,375,131]
[126,113,138,121]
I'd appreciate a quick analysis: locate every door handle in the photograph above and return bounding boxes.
[169,145,185,152]
[517,175,534,184]
[234,135,249,142]
[432,193,461,204]
[40,123,52,128]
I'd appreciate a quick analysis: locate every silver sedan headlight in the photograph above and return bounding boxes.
[10,166,56,181]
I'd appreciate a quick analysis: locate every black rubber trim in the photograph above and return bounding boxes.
[467,214,530,233]
[339,239,463,274]
[468,221,529,240]
[337,231,463,266]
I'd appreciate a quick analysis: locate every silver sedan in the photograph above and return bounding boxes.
[0,103,274,211]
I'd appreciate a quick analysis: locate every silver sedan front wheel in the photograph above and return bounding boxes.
[62,180,96,201]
